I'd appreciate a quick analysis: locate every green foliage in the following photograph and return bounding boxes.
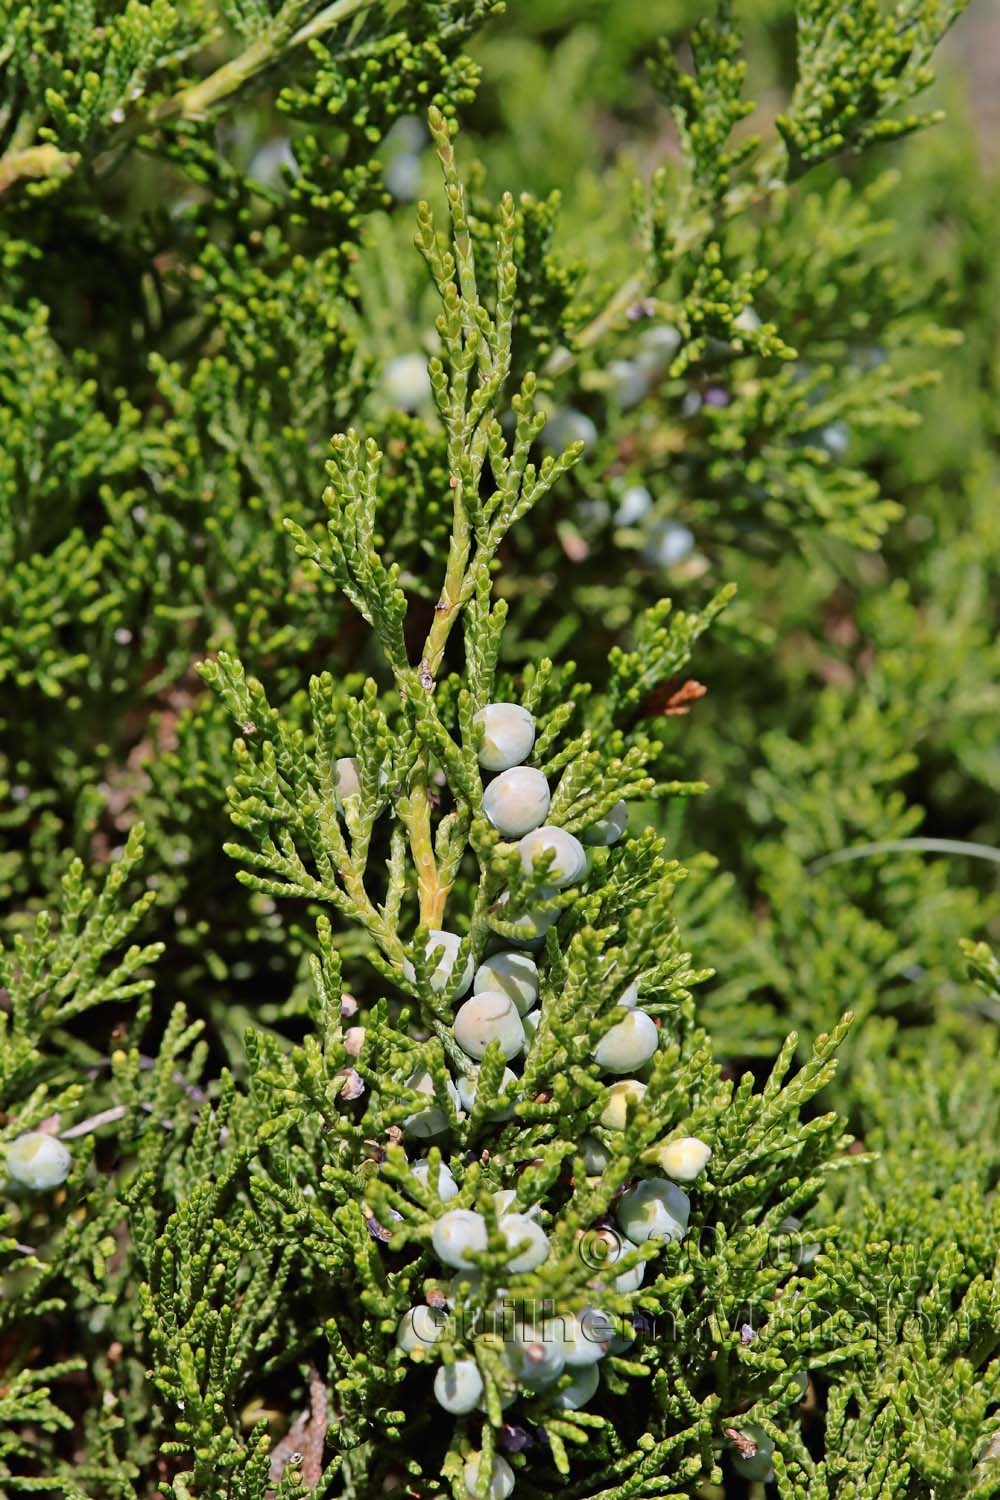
[2,0,999,1496]
[776,0,971,174]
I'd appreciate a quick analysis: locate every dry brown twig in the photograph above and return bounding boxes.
[268,1365,329,1489]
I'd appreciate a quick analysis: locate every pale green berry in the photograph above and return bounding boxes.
[474,703,536,772]
[434,1358,484,1414]
[403,929,474,996]
[493,888,559,949]
[521,1009,541,1047]
[518,825,587,888]
[483,767,551,837]
[730,1423,775,1481]
[396,1303,445,1353]
[410,1158,459,1201]
[580,1134,611,1174]
[581,800,628,846]
[552,1361,600,1410]
[559,1307,613,1366]
[616,1178,690,1245]
[463,1452,515,1500]
[506,1327,566,1387]
[432,1209,488,1268]
[382,351,431,410]
[652,1136,712,1182]
[454,992,525,1062]
[599,1079,646,1130]
[474,952,538,1015]
[403,1069,461,1138]
[593,1010,659,1073]
[500,1214,550,1273]
[5,1132,71,1191]
[457,1066,517,1119]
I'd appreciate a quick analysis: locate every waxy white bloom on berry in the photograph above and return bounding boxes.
[454,992,525,1061]
[580,1133,611,1174]
[456,1065,517,1118]
[492,1189,540,1221]
[474,951,538,1015]
[506,1327,566,1387]
[734,304,761,333]
[5,1132,71,1191]
[493,888,559,949]
[473,702,536,771]
[599,1078,647,1130]
[581,799,628,846]
[432,1208,488,1268]
[333,755,362,806]
[608,361,649,410]
[616,1178,690,1245]
[559,1307,613,1366]
[517,825,587,888]
[605,1242,644,1290]
[652,1136,712,1182]
[593,1010,659,1073]
[403,929,473,996]
[609,1320,636,1354]
[586,1228,644,1293]
[446,1268,485,1306]
[500,1213,550,1273]
[730,1423,775,1481]
[395,1303,444,1352]
[410,1158,459,1201]
[483,766,550,837]
[343,1026,366,1057]
[434,1358,484,1413]
[778,1214,820,1264]
[641,518,695,568]
[463,1452,515,1500]
[543,407,597,452]
[403,1069,460,1138]
[552,1361,599,1410]
[614,483,653,525]
[382,351,431,410]
[637,323,681,370]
